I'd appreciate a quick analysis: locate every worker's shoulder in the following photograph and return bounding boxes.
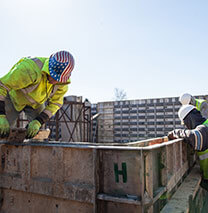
[201,101,208,107]
[36,57,48,63]
[196,124,208,133]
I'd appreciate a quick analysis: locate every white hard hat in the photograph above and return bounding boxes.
[179,93,192,105]
[178,104,195,122]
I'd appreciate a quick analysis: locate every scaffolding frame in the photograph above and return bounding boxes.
[17,100,92,142]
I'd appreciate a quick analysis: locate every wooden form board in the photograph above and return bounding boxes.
[97,102,114,143]
[0,128,50,143]
[160,165,202,213]
[0,137,196,213]
[95,138,195,213]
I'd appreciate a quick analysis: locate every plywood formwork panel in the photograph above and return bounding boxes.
[0,145,94,204]
[160,165,203,213]
[0,189,92,213]
[98,201,142,213]
[101,150,143,197]
[0,137,195,213]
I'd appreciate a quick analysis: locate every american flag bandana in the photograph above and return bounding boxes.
[49,51,75,83]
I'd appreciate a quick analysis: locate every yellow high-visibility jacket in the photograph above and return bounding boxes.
[0,57,70,118]
[195,98,208,119]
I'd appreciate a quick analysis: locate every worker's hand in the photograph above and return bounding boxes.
[26,120,41,139]
[167,131,177,140]
[0,115,10,138]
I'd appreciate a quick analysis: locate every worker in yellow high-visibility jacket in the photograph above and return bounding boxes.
[0,50,75,138]
[179,93,208,119]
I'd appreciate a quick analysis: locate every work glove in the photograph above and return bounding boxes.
[26,111,50,139]
[0,115,10,138]
[167,131,177,140]
[26,120,41,139]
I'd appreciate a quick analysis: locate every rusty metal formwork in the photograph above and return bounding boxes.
[17,99,92,142]
[46,100,92,142]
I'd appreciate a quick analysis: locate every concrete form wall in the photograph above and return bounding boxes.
[0,143,94,213]
[0,137,196,213]
[92,95,208,143]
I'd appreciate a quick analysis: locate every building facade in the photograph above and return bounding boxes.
[92,95,207,143]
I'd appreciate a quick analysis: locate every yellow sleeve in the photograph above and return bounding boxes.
[44,84,68,117]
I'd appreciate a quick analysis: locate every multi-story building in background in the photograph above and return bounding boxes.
[91,95,208,143]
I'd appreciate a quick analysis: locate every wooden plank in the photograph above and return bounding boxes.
[101,200,142,213]
[0,189,93,213]
[97,150,105,213]
[166,162,189,192]
[161,146,168,186]
[145,151,153,198]
[126,137,168,147]
[97,193,141,205]
[6,128,26,142]
[32,129,51,141]
[161,165,202,213]
[144,151,154,213]
[0,145,95,203]
[175,142,182,171]
[182,142,188,164]
[166,144,174,181]
[0,128,50,143]
[152,150,162,196]
[93,149,98,213]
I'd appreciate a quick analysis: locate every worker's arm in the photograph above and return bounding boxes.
[26,84,68,139]
[168,127,208,151]
[41,84,68,119]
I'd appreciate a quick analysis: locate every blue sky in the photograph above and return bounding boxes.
[1,0,208,103]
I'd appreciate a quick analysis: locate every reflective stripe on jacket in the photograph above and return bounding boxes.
[171,120,208,179]
[196,99,206,111]
[197,149,208,180]
[197,121,208,179]
[0,57,69,117]
[195,99,208,119]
